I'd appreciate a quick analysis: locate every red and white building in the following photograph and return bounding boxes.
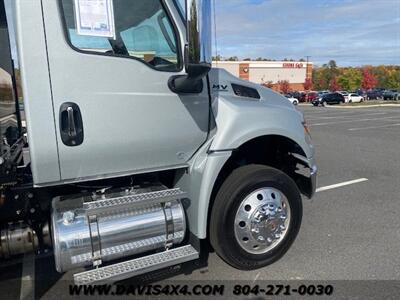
[212,60,313,92]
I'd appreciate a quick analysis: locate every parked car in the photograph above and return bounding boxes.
[305,92,318,102]
[298,92,307,102]
[383,90,399,100]
[312,92,345,106]
[290,91,303,101]
[348,93,364,103]
[356,90,368,101]
[366,90,383,100]
[338,91,350,102]
[285,94,299,105]
[317,91,329,98]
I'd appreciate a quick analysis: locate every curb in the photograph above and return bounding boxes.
[325,104,400,109]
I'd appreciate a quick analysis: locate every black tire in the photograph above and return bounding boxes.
[209,165,302,270]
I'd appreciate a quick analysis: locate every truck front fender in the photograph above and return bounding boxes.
[209,96,314,159]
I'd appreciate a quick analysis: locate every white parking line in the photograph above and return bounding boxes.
[348,123,400,131]
[316,178,368,193]
[311,116,399,126]
[307,112,387,121]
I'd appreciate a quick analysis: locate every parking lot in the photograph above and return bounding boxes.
[174,105,400,281]
[1,105,400,298]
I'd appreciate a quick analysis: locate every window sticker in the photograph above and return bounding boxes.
[73,0,115,39]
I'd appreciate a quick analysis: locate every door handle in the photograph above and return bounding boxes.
[60,102,84,146]
[67,106,77,138]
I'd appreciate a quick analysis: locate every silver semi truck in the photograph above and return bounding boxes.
[0,0,316,284]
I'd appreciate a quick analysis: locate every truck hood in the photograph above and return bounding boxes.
[208,68,304,120]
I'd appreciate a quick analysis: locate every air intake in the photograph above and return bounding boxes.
[232,83,261,99]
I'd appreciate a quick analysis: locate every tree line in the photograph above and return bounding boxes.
[212,55,307,62]
[313,60,400,91]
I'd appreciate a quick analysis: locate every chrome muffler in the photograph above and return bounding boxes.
[51,188,186,272]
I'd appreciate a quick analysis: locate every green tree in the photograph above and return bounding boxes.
[313,68,328,90]
[337,68,362,91]
[212,55,222,61]
[227,56,239,61]
[386,67,400,89]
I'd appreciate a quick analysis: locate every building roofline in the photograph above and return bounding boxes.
[213,61,313,65]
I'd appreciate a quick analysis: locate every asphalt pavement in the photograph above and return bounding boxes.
[171,105,400,281]
[1,105,400,298]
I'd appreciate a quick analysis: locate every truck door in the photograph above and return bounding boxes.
[41,0,210,181]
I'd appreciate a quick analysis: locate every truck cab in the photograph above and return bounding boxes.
[0,0,316,284]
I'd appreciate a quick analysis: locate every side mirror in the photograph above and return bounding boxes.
[169,0,212,94]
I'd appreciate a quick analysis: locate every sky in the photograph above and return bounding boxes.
[213,0,400,66]
[3,0,400,68]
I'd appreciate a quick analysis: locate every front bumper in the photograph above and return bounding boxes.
[291,154,317,199]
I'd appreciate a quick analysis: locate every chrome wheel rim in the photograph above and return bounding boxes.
[234,187,291,254]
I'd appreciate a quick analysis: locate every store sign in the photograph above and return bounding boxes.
[283,63,304,69]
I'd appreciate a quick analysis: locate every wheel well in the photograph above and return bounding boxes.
[207,135,308,238]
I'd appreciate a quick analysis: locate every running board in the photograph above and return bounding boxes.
[73,245,199,285]
[83,188,187,216]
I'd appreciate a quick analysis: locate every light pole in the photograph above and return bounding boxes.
[306,56,311,80]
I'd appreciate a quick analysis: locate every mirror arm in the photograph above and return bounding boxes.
[168,59,210,94]
[168,74,204,94]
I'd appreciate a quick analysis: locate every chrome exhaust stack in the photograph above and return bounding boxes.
[51,187,188,273]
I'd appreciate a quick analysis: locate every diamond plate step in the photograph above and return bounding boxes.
[83,188,187,216]
[73,245,199,285]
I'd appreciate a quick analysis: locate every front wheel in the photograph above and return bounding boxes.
[209,165,302,270]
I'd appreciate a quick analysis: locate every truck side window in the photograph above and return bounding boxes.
[60,0,181,72]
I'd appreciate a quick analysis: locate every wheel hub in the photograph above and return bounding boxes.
[234,188,291,254]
